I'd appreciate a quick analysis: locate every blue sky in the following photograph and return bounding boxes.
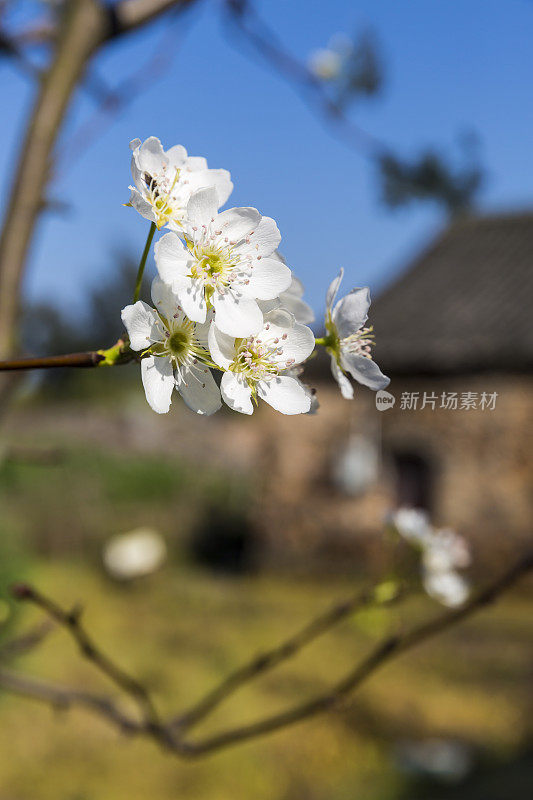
[0,0,531,320]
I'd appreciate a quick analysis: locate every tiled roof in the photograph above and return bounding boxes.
[371,212,533,374]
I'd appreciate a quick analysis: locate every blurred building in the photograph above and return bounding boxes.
[255,212,533,572]
[7,214,532,574]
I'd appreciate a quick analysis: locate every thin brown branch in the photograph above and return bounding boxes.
[58,8,195,175]
[0,352,105,371]
[184,549,533,755]
[223,0,389,160]
[0,666,141,734]
[0,0,197,359]
[5,550,532,760]
[174,582,407,732]
[0,621,55,662]
[111,0,196,37]
[11,584,160,731]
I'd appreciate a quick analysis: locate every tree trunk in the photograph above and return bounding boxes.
[0,0,110,359]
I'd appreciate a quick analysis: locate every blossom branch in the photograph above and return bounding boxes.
[3,550,532,759]
[0,666,141,735]
[0,338,137,372]
[0,352,105,371]
[0,621,55,662]
[173,582,407,732]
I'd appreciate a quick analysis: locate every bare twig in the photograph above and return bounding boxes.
[184,549,533,755]
[10,583,161,731]
[0,0,196,359]
[0,621,55,662]
[59,4,196,174]
[0,666,140,734]
[0,337,136,371]
[3,550,531,759]
[0,352,105,371]
[222,0,389,160]
[174,582,407,732]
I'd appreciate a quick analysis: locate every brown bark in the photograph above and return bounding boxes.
[0,0,108,358]
[0,0,191,359]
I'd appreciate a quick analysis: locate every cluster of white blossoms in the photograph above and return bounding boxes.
[392,508,471,607]
[122,137,388,417]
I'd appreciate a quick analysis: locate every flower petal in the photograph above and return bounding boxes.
[187,169,233,207]
[208,323,235,369]
[175,277,207,324]
[141,355,174,414]
[165,144,188,171]
[121,301,160,351]
[257,376,311,415]
[127,187,155,223]
[326,268,344,313]
[176,365,221,416]
[221,372,253,415]
[333,287,370,339]
[279,291,315,324]
[242,257,291,300]
[154,232,191,284]
[340,351,390,390]
[134,136,167,176]
[215,207,261,244]
[186,186,220,227]
[151,276,180,322]
[330,357,354,399]
[213,291,263,337]
[183,156,207,171]
[238,215,281,257]
[263,319,315,367]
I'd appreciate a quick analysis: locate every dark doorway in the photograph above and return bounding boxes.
[392,450,435,512]
[189,503,257,575]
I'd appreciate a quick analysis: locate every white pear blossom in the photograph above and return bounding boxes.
[127,137,233,230]
[308,48,343,81]
[391,507,432,545]
[392,508,471,608]
[208,309,315,415]
[121,277,221,416]
[155,187,292,338]
[324,268,389,399]
[103,528,167,581]
[423,570,470,608]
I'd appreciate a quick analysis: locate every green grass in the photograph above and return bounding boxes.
[0,444,251,564]
[0,559,531,800]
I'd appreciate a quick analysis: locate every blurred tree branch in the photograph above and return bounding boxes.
[0,0,197,361]
[1,550,531,759]
[222,0,483,217]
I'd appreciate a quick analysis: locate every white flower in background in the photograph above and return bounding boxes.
[422,528,471,574]
[155,187,291,337]
[392,507,432,545]
[423,570,470,608]
[103,528,167,581]
[392,508,471,608]
[127,137,233,230]
[278,272,315,324]
[324,268,389,399]
[308,47,343,81]
[121,277,221,416]
[208,309,315,415]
